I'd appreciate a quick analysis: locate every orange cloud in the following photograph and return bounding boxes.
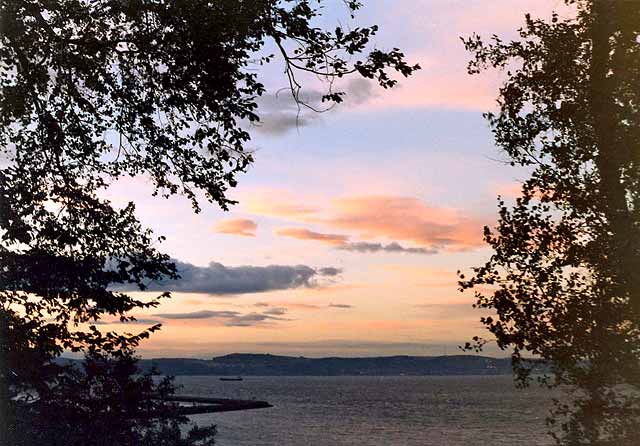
[275,227,348,246]
[248,194,488,252]
[214,218,257,237]
[325,196,486,251]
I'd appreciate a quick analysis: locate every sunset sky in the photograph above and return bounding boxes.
[102,1,571,358]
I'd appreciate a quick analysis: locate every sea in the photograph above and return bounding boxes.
[177,375,558,446]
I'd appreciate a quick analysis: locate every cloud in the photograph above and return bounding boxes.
[214,218,257,237]
[251,300,354,312]
[93,318,162,325]
[254,302,270,307]
[251,195,487,252]
[153,310,240,320]
[253,79,377,135]
[122,260,341,295]
[325,196,486,251]
[153,309,290,327]
[276,228,445,255]
[344,78,376,105]
[268,196,487,255]
[254,111,313,135]
[252,90,322,135]
[271,302,322,310]
[276,227,348,245]
[225,313,286,327]
[318,267,342,276]
[262,307,288,316]
[338,241,438,255]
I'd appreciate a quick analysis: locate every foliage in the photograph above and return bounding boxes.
[0,0,418,444]
[7,348,216,446]
[460,1,640,444]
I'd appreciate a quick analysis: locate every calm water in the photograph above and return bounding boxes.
[176,375,557,446]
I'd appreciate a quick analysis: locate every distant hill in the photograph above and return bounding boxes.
[138,354,519,376]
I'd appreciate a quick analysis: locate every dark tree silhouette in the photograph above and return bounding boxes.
[460,1,640,444]
[0,1,419,444]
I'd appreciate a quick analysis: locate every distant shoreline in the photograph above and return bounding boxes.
[130,353,538,377]
[58,353,546,376]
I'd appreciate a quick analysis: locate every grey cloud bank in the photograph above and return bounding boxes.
[338,241,438,255]
[152,310,240,320]
[153,309,290,327]
[253,79,376,135]
[119,261,341,295]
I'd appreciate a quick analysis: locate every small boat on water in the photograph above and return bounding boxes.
[219,376,243,381]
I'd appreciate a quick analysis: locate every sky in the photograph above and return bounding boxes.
[102,0,572,358]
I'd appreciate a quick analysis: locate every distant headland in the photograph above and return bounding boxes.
[135,353,525,376]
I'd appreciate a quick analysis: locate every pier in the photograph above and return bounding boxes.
[160,395,273,415]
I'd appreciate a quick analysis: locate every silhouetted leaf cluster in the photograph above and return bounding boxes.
[460,1,640,444]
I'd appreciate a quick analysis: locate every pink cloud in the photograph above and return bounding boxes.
[214,218,257,237]
[275,227,349,246]
[325,196,486,251]
[248,194,488,252]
